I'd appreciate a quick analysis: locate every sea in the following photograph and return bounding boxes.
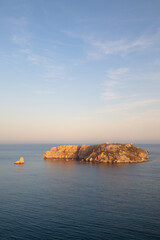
[0,144,160,240]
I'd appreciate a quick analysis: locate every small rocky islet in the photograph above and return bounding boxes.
[14,157,24,164]
[44,143,149,164]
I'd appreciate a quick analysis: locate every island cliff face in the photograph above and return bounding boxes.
[44,143,148,163]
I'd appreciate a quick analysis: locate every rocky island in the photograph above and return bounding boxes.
[14,157,24,164]
[44,143,148,164]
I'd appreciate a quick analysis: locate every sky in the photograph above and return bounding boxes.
[0,0,160,144]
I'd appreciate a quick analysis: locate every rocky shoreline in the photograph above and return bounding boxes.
[44,143,149,164]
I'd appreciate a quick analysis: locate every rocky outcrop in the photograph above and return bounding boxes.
[44,143,148,164]
[14,157,24,164]
[44,145,80,159]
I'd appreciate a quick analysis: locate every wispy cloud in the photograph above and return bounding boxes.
[11,22,70,84]
[107,68,129,80]
[102,68,129,101]
[101,66,160,119]
[12,35,30,46]
[34,90,55,95]
[6,17,30,46]
[6,17,28,27]
[98,98,160,118]
[112,98,160,112]
[88,31,160,59]
[63,29,160,60]
[19,48,67,82]
[20,49,49,65]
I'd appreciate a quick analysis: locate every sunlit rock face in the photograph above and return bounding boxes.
[14,157,24,164]
[44,145,80,160]
[44,143,149,164]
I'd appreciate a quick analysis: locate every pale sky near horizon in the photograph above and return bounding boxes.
[0,0,160,144]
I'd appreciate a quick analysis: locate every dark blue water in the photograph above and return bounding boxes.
[0,144,160,240]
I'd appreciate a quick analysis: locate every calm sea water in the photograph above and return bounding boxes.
[0,144,160,240]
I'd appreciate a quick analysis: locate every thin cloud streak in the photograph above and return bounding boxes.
[113,98,160,111]
[19,48,67,82]
[35,90,55,95]
[98,98,160,116]
[11,30,73,91]
[88,31,160,59]
[5,17,28,27]
[102,68,129,101]
[63,29,160,60]
[20,49,50,65]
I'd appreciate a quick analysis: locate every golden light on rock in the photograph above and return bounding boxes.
[14,157,24,164]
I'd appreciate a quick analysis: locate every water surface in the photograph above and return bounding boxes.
[0,144,160,240]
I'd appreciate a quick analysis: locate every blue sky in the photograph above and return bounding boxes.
[0,0,160,143]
